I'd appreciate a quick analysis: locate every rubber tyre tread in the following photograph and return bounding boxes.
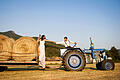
[101,59,115,70]
[63,50,86,71]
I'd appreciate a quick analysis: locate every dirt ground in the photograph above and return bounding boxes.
[0,63,120,80]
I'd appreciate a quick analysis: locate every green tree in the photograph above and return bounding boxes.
[109,47,120,62]
[45,42,64,57]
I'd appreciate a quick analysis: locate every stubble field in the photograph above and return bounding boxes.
[0,63,120,80]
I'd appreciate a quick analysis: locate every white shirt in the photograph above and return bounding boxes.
[56,40,75,47]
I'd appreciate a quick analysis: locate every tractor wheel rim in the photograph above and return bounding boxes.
[68,54,82,69]
[105,62,113,70]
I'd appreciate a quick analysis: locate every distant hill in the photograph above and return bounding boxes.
[0,30,65,57]
[0,30,22,40]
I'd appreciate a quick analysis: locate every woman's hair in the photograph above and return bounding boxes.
[41,35,46,41]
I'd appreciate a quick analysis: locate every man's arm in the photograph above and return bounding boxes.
[56,41,64,45]
[90,37,94,48]
[90,37,93,44]
[69,40,77,44]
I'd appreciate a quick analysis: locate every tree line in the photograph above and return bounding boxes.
[106,47,120,62]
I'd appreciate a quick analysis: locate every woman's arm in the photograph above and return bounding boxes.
[37,34,41,43]
[37,39,40,43]
[45,39,56,44]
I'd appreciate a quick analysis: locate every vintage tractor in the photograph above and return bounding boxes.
[60,39,115,71]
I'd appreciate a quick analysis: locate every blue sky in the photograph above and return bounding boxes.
[0,0,120,49]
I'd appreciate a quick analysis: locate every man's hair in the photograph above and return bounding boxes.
[64,37,68,39]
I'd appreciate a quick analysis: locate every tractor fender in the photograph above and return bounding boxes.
[62,48,84,58]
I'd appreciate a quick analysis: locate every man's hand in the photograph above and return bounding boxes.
[75,42,77,44]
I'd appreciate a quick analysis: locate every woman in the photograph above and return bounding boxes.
[37,35,56,70]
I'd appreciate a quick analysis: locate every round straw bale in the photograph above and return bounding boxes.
[9,38,15,50]
[0,35,13,61]
[9,38,15,44]
[13,37,38,61]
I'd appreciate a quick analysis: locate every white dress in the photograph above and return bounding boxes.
[38,40,45,68]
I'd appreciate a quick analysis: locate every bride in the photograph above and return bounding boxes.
[37,35,56,70]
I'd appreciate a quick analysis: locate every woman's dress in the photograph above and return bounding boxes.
[38,40,45,68]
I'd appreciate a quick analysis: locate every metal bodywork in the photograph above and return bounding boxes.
[83,48,106,60]
[60,48,84,58]
[60,47,108,64]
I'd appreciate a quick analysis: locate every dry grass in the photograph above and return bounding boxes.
[0,63,120,80]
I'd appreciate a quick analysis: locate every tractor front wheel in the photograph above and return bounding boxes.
[96,59,115,70]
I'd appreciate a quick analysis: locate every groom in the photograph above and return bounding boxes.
[56,37,77,48]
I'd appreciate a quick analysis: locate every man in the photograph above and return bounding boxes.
[90,37,96,63]
[90,37,94,49]
[56,37,77,48]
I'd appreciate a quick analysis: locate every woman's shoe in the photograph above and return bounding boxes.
[42,68,45,70]
[36,60,39,63]
[39,66,43,69]
[45,66,50,68]
[39,66,45,70]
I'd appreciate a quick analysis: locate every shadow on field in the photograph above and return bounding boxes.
[7,66,40,71]
[7,67,98,71]
[6,65,64,71]
[57,67,98,71]
[6,65,98,71]
[7,68,39,71]
[57,67,65,70]
[85,67,97,70]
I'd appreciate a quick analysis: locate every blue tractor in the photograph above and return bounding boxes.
[60,37,115,71]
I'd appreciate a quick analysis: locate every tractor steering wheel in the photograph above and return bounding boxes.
[72,44,77,48]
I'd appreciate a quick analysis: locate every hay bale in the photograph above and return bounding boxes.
[9,38,15,50]
[13,37,38,61]
[9,38,15,44]
[0,35,13,61]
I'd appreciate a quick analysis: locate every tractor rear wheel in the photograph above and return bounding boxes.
[63,50,86,71]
